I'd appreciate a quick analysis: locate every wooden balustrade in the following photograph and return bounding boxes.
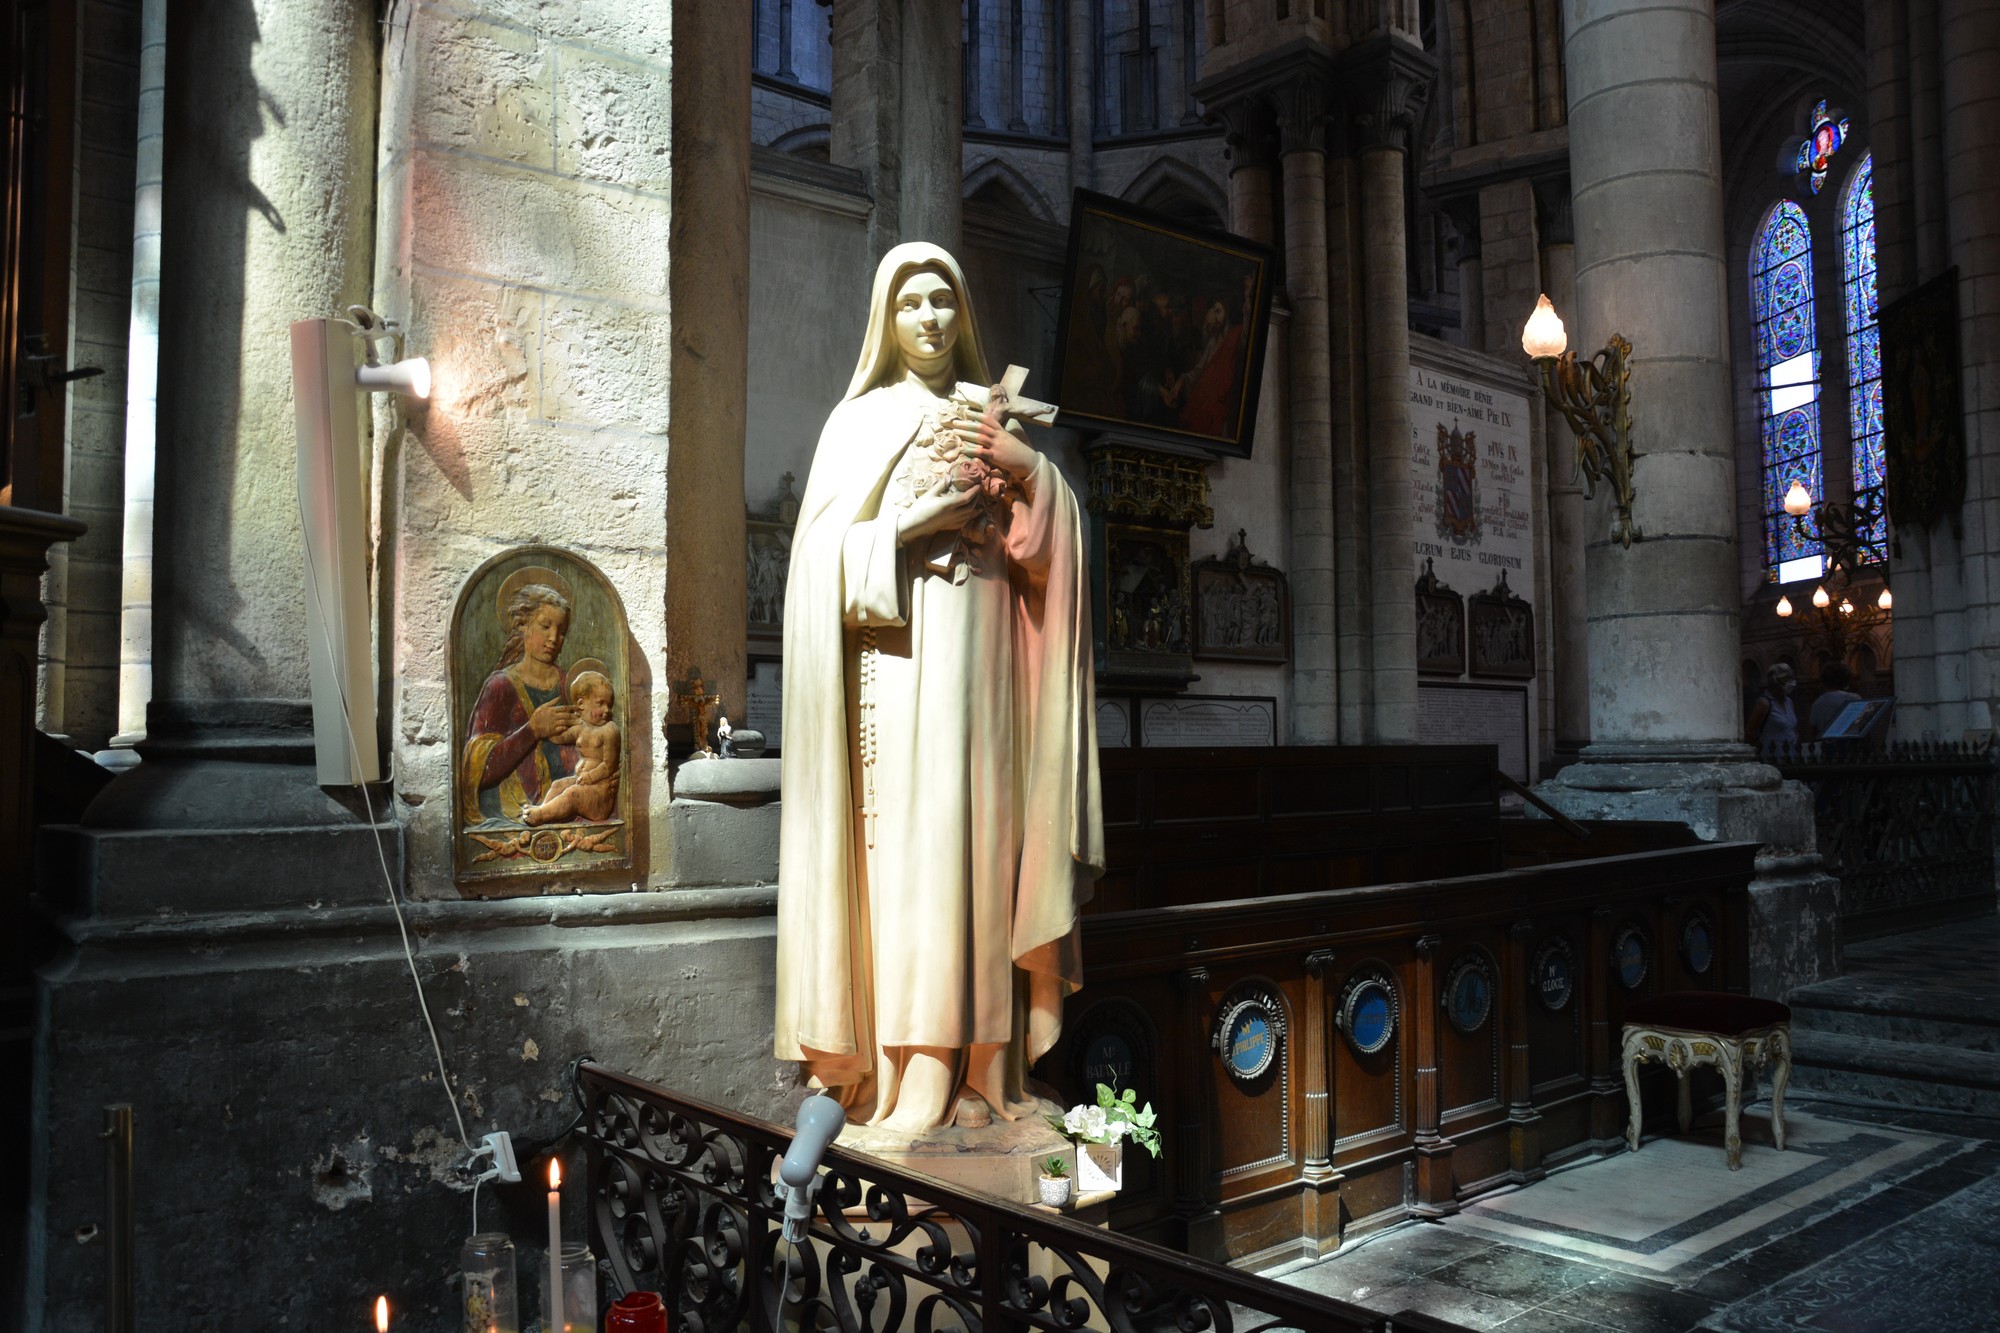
[1039,748,1755,1270]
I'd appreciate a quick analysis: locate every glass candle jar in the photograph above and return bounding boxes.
[460,1232,520,1333]
[539,1241,597,1333]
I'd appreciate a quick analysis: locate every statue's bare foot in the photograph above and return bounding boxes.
[952,1092,992,1129]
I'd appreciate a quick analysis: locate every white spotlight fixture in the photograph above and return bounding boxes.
[290,309,427,785]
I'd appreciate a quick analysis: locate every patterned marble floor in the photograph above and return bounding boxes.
[1272,1100,2000,1332]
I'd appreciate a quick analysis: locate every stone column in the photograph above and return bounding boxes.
[1349,40,1431,744]
[667,0,752,729]
[1276,79,1339,744]
[82,0,382,851]
[1535,178,1589,765]
[1540,0,1835,998]
[1940,0,2000,717]
[830,0,963,257]
[1216,98,1277,246]
[1326,153,1374,743]
[1067,0,1095,196]
[1440,196,1483,353]
[150,0,376,718]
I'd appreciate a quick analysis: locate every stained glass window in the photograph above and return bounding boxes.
[1753,200,1822,579]
[1842,154,1886,562]
[1795,100,1850,195]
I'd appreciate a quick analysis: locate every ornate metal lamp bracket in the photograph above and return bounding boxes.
[1538,333,1640,549]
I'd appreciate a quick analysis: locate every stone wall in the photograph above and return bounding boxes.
[372,0,678,894]
[40,0,142,752]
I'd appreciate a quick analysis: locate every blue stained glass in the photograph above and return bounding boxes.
[1754,198,1822,574]
[1843,154,1884,558]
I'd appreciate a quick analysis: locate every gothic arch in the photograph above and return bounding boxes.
[961,158,1058,223]
[1120,156,1226,228]
[769,123,831,160]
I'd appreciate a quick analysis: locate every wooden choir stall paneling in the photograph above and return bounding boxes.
[1036,746,1756,1271]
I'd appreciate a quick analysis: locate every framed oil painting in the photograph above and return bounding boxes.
[1053,190,1275,458]
[451,546,634,888]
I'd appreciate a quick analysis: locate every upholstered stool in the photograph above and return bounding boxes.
[1621,990,1792,1170]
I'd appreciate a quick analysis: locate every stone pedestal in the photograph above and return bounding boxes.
[1539,749,1840,1000]
[838,1098,1074,1205]
[668,757,781,887]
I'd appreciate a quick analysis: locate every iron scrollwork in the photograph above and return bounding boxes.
[581,1064,1389,1332]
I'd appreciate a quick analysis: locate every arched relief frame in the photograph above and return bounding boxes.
[450,545,636,889]
[1209,977,1291,1179]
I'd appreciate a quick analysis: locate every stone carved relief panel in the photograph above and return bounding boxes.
[1191,529,1289,663]
[451,546,634,887]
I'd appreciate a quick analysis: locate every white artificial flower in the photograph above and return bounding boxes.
[1062,1105,1091,1136]
[1078,1105,1109,1141]
[1104,1120,1129,1143]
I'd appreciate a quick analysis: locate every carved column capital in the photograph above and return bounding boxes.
[1209,95,1280,175]
[1534,174,1575,247]
[1340,34,1436,155]
[1438,194,1481,265]
[1273,75,1331,157]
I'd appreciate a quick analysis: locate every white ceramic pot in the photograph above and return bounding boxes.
[1077,1141,1124,1192]
[1037,1174,1072,1208]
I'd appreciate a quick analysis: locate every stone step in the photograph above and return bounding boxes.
[1788,981,2000,1054]
[1787,1029,2000,1117]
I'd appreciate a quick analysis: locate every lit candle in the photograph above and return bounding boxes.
[375,1295,389,1332]
[547,1158,563,1333]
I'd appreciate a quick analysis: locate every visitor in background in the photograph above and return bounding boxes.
[1745,662,1799,757]
[1809,661,1862,740]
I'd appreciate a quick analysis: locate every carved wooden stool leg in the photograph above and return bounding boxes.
[1769,1027,1791,1152]
[1622,1030,1645,1152]
[1676,1069,1692,1134]
[1720,1040,1745,1171]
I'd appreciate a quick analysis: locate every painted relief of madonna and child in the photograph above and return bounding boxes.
[452,549,633,884]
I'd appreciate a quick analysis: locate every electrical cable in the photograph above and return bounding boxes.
[293,336,472,1155]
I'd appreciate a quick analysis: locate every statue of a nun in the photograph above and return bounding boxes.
[775,242,1104,1132]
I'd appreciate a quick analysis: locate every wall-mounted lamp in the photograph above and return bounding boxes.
[1877,585,1893,610]
[1521,295,1640,548]
[1781,480,1885,584]
[290,309,430,786]
[1776,594,1794,617]
[1812,585,1831,609]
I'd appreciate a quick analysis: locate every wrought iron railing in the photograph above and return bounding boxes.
[1772,738,1997,940]
[580,1064,1413,1333]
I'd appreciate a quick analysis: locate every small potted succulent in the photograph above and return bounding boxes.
[1047,1083,1161,1194]
[1036,1154,1072,1208]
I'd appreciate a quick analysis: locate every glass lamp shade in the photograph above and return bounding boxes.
[1839,597,1855,614]
[1878,587,1893,609]
[1783,480,1813,516]
[1521,294,1568,359]
[1776,594,1793,617]
[1812,585,1831,608]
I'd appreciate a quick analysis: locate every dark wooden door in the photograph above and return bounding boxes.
[2,0,79,510]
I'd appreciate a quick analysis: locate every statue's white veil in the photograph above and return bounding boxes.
[844,242,993,400]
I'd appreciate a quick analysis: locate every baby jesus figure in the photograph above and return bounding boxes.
[523,670,621,825]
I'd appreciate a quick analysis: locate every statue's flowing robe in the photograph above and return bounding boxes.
[775,377,1103,1118]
